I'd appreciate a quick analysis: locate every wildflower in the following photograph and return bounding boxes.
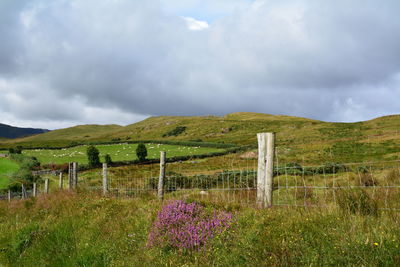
[373,242,379,246]
[147,200,233,249]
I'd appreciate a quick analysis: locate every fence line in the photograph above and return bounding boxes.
[1,133,400,212]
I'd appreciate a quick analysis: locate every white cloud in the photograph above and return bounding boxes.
[0,0,400,129]
[182,17,209,31]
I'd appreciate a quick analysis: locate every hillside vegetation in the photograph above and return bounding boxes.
[0,123,49,139]
[0,191,399,266]
[2,112,400,164]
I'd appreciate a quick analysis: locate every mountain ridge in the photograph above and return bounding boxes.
[0,123,49,139]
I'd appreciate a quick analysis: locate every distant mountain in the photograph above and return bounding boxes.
[0,123,49,139]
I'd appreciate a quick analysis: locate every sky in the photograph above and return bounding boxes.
[1,0,400,130]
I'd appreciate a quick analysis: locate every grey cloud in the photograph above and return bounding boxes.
[1,0,400,129]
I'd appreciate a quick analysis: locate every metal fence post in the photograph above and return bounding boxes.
[102,163,108,196]
[158,151,166,200]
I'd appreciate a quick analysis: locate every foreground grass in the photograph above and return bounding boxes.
[22,144,224,165]
[0,191,399,266]
[0,157,19,189]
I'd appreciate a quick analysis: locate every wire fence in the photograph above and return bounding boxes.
[273,160,400,210]
[2,132,400,211]
[90,170,258,205]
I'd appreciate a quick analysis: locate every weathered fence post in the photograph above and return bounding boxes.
[158,151,166,200]
[59,172,63,189]
[68,162,73,190]
[73,162,78,188]
[21,184,27,199]
[265,132,275,207]
[257,133,267,206]
[8,190,11,202]
[44,179,49,194]
[102,163,108,196]
[33,182,37,197]
[257,132,275,208]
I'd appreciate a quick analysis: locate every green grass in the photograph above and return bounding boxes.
[0,191,399,266]
[0,157,19,189]
[22,144,225,165]
[3,112,400,164]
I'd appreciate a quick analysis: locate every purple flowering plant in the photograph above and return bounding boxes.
[147,200,233,249]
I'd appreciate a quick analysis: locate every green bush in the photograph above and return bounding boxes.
[104,154,112,165]
[87,146,101,168]
[162,126,187,137]
[136,143,147,162]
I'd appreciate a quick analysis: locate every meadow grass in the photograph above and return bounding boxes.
[21,143,225,165]
[0,157,19,189]
[0,191,399,266]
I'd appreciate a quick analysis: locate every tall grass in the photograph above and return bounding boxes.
[0,191,399,266]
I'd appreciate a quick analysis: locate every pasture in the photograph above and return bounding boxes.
[22,143,225,165]
[0,157,19,189]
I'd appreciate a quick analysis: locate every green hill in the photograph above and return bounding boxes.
[0,123,49,139]
[1,112,400,163]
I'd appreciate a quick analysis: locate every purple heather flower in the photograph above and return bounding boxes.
[147,200,233,249]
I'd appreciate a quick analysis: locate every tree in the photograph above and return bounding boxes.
[104,154,112,165]
[136,143,147,162]
[15,146,23,154]
[87,145,101,167]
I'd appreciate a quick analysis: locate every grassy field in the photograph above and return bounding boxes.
[2,112,400,164]
[22,143,225,165]
[0,157,19,189]
[0,191,399,266]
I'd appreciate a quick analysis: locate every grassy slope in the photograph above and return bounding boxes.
[0,157,19,189]
[0,124,122,148]
[1,112,400,164]
[0,191,399,266]
[23,144,224,165]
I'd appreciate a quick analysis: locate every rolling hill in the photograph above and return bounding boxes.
[1,112,400,164]
[0,123,49,139]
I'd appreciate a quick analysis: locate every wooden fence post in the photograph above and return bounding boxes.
[158,151,166,200]
[59,172,63,189]
[8,190,11,202]
[73,162,78,188]
[21,184,27,199]
[102,163,108,196]
[265,133,275,207]
[257,133,267,207]
[257,132,276,208]
[33,182,37,197]
[44,179,49,194]
[68,162,73,190]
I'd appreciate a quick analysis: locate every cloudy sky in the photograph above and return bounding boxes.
[1,0,400,129]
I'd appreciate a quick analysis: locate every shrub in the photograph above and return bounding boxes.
[104,154,112,165]
[147,200,233,249]
[136,143,147,162]
[162,126,187,137]
[87,146,101,168]
[317,162,347,174]
[336,189,379,216]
